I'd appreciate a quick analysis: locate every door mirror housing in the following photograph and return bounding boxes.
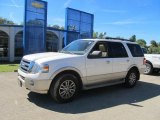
[88,51,102,58]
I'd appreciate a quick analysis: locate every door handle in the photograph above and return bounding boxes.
[126,60,130,62]
[106,60,110,64]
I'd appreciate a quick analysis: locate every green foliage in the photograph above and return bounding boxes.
[0,64,19,72]
[148,46,160,54]
[52,24,60,29]
[93,32,107,39]
[93,32,98,38]
[136,39,147,48]
[60,26,64,30]
[150,40,158,47]
[148,40,160,54]
[0,17,15,25]
[50,24,65,30]
[129,35,136,42]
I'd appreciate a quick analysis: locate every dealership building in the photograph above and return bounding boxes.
[0,24,65,62]
[0,1,94,62]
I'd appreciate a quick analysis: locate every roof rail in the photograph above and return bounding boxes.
[105,37,133,42]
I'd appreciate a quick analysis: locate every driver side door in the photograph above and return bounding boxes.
[85,41,113,85]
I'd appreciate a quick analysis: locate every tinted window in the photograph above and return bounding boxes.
[141,48,148,54]
[109,42,128,58]
[127,44,144,57]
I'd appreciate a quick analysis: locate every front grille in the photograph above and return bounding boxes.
[20,59,31,73]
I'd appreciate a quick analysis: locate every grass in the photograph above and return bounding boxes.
[0,64,19,72]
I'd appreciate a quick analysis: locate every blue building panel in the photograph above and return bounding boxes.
[24,0,47,55]
[65,8,94,46]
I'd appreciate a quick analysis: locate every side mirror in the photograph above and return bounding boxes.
[88,51,102,58]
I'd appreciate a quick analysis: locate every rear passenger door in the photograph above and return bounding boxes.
[109,42,131,79]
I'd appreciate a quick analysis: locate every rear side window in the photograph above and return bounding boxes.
[109,42,128,58]
[127,43,144,57]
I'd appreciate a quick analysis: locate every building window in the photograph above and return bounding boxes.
[46,31,59,52]
[15,31,23,57]
[0,30,9,57]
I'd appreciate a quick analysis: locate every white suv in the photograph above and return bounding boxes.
[18,39,145,103]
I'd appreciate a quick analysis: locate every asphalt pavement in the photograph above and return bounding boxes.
[0,72,159,120]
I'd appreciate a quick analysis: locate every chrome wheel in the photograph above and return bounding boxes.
[59,80,76,99]
[129,72,136,85]
[144,65,151,74]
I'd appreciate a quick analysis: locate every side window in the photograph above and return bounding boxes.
[88,41,109,58]
[109,42,128,58]
[127,43,144,57]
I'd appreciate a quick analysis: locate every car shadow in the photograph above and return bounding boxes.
[27,81,160,114]
[145,72,160,76]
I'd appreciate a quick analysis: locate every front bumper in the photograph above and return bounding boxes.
[153,64,160,69]
[17,69,52,94]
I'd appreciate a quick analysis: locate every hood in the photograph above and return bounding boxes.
[23,52,77,61]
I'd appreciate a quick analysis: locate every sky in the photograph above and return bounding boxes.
[0,0,160,44]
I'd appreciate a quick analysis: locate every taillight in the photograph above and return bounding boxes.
[143,58,146,65]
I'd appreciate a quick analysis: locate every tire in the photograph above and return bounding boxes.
[50,74,80,103]
[125,69,139,88]
[144,63,153,75]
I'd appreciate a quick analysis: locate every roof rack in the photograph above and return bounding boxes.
[105,37,133,42]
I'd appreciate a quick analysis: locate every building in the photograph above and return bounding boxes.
[0,24,65,62]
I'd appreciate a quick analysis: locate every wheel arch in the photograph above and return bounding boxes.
[127,65,140,80]
[49,67,84,90]
[146,60,153,67]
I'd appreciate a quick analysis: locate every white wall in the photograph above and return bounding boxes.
[0,25,64,62]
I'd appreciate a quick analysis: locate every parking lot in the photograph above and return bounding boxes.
[0,72,159,120]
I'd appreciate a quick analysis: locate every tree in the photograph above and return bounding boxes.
[50,25,65,30]
[60,26,64,30]
[93,32,98,38]
[99,32,107,39]
[93,32,107,39]
[0,17,15,25]
[148,40,160,54]
[52,24,60,29]
[150,40,158,47]
[129,35,136,42]
[136,39,147,48]
[148,46,160,54]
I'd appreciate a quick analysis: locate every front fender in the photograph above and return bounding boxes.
[49,66,84,80]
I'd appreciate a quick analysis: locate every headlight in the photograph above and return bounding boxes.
[28,62,40,74]
[41,64,49,73]
[28,61,35,73]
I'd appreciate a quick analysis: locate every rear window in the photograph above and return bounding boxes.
[127,43,144,57]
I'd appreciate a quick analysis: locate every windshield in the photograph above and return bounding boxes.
[61,40,94,55]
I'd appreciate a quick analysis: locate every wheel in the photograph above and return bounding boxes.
[50,74,80,103]
[144,63,153,75]
[125,69,139,88]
